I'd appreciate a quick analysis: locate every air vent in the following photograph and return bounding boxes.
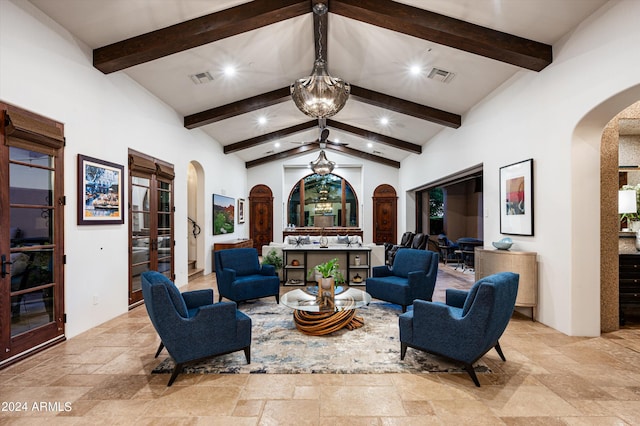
[189,71,214,85]
[427,67,455,83]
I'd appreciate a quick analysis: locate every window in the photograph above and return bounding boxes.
[287,173,358,227]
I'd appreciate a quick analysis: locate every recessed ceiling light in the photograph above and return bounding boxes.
[380,117,389,126]
[274,142,281,148]
[409,64,422,76]
[223,65,236,77]
[258,116,267,125]
[367,142,373,148]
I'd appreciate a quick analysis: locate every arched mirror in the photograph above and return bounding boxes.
[287,173,358,227]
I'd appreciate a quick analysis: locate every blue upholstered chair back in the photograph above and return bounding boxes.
[468,272,519,345]
[217,248,260,276]
[141,271,188,318]
[392,249,437,278]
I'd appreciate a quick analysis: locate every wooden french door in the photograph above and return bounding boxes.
[128,150,174,307]
[249,184,273,250]
[0,104,65,366]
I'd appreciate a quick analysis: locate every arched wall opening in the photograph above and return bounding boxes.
[187,161,205,276]
[573,83,640,333]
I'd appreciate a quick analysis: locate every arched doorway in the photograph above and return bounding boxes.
[187,161,205,280]
[599,99,640,331]
[573,83,640,333]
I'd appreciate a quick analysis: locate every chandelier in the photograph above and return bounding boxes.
[310,128,335,175]
[290,2,350,118]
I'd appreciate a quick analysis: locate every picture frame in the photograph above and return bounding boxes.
[499,158,534,236]
[213,194,235,235]
[77,154,124,225]
[237,198,246,224]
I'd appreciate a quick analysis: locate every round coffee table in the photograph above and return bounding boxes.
[280,287,371,336]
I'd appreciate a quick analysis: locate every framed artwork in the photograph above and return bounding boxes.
[77,154,124,225]
[237,198,246,224]
[213,194,235,235]
[499,158,534,236]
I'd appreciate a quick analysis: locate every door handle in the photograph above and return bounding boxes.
[1,254,12,278]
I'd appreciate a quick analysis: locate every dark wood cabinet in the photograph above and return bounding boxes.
[372,184,397,245]
[249,184,273,251]
[212,239,253,271]
[619,253,640,324]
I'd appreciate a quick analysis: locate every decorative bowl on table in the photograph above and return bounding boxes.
[492,238,513,250]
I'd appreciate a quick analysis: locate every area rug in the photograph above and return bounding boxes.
[151,299,490,375]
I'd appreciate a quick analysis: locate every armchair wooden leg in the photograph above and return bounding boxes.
[400,343,407,360]
[167,363,184,387]
[218,295,223,302]
[494,341,506,362]
[154,342,164,358]
[402,305,407,313]
[244,346,251,364]
[275,294,280,304]
[464,364,481,387]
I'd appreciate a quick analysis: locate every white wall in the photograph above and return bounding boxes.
[247,150,399,244]
[400,0,640,336]
[0,0,247,338]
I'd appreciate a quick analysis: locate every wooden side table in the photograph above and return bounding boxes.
[475,247,538,320]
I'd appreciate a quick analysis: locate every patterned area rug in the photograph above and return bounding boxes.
[151,299,490,375]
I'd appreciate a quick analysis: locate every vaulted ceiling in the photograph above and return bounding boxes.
[30,0,608,169]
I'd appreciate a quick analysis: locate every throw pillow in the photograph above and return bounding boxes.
[337,235,350,244]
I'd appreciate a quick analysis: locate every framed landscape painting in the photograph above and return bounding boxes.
[499,158,534,236]
[213,194,234,235]
[77,154,124,225]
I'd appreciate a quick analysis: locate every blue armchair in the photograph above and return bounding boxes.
[214,248,280,304]
[399,272,519,386]
[141,271,251,386]
[365,249,439,312]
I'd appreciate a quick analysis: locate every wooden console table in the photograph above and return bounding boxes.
[212,238,253,271]
[475,247,538,320]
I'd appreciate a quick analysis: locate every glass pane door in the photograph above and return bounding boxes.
[2,143,64,364]
[157,180,173,279]
[130,176,151,304]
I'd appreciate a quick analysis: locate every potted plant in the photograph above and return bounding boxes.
[313,257,340,310]
[261,249,284,281]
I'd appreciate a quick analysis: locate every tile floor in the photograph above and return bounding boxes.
[2,265,640,424]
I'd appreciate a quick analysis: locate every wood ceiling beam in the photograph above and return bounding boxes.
[245,142,400,169]
[325,143,401,168]
[326,119,421,154]
[185,84,460,129]
[246,143,318,169]
[185,88,291,129]
[350,85,461,128]
[224,120,317,154]
[331,0,552,71]
[93,0,311,74]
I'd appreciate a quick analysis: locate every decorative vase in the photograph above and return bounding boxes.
[320,236,329,248]
[354,256,361,266]
[317,277,335,311]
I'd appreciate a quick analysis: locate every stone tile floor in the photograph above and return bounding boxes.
[1,264,640,424]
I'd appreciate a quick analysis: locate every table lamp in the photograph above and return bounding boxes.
[619,189,637,231]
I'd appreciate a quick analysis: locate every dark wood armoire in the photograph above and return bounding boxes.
[372,184,397,245]
[249,184,274,251]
